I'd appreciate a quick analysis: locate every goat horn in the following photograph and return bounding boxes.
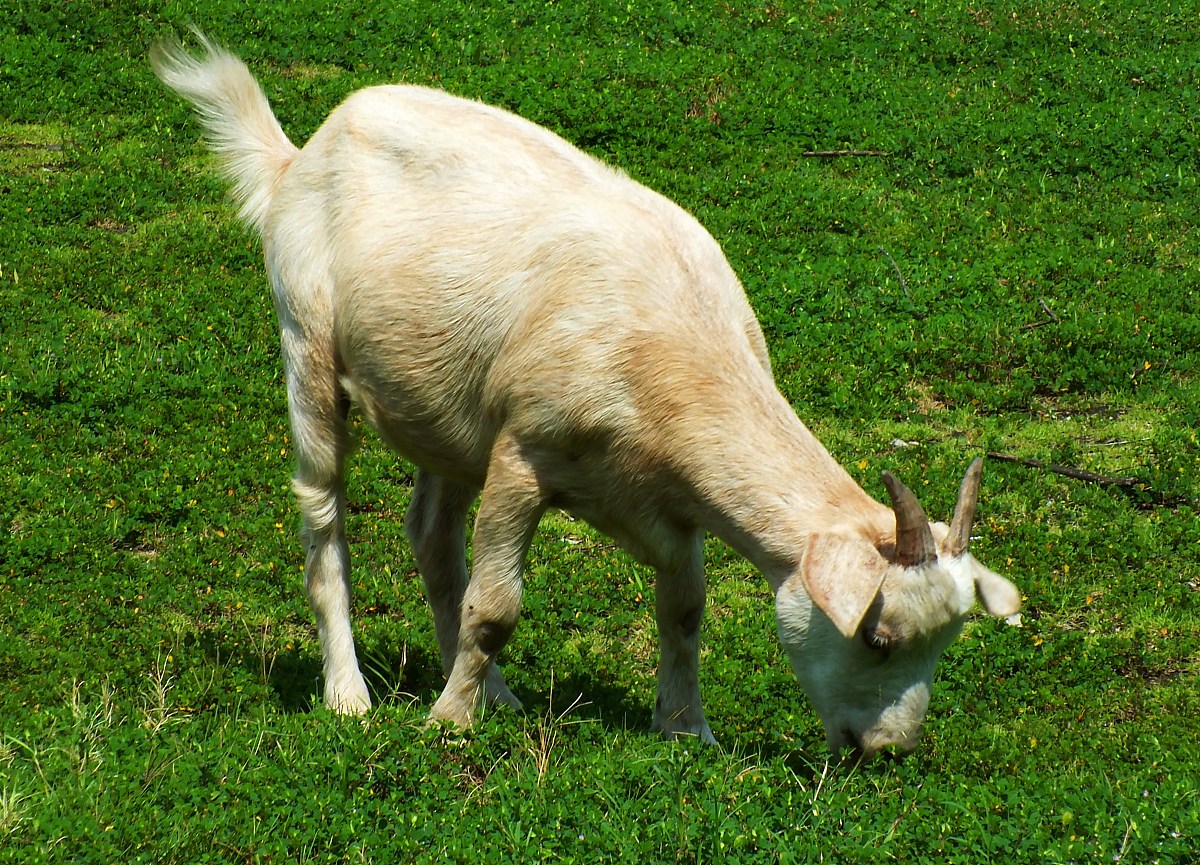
[945,457,984,557]
[881,471,937,567]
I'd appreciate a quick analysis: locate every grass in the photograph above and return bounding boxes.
[2,0,1198,861]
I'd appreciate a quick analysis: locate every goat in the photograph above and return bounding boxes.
[151,33,1020,758]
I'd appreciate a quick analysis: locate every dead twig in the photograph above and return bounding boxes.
[877,246,912,303]
[986,451,1188,507]
[1019,297,1059,330]
[986,451,1137,487]
[802,149,888,158]
[984,455,1190,508]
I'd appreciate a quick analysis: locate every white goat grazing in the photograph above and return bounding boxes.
[151,34,1020,758]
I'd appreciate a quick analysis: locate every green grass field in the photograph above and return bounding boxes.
[2,1,1198,861]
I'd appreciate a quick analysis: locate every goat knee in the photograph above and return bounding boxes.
[677,604,704,639]
[463,601,519,658]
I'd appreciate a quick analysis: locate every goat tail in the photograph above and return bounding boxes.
[151,31,298,233]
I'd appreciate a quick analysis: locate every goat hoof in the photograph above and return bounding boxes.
[483,667,524,711]
[656,718,719,746]
[428,692,476,730]
[325,676,371,715]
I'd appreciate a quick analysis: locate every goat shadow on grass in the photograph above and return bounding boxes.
[510,672,839,774]
[261,644,834,769]
[262,640,653,736]
[186,630,317,714]
[267,648,321,713]
[261,643,445,714]
[507,670,652,733]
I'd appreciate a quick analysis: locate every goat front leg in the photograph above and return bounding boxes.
[653,531,717,744]
[428,436,545,729]
[405,470,522,711]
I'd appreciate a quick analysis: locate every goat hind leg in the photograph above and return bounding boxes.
[405,470,521,710]
[285,332,369,714]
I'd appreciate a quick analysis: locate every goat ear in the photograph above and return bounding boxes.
[971,558,1022,617]
[800,533,888,639]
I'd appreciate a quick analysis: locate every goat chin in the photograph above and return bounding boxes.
[151,33,1020,754]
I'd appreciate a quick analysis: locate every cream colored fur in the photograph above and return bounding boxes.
[151,34,1019,756]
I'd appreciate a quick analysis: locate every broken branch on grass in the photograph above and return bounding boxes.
[1019,297,1059,330]
[986,451,1139,488]
[983,451,1191,507]
[878,246,912,303]
[987,450,1192,507]
[802,149,888,158]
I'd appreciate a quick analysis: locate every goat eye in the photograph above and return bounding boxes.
[862,627,894,654]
